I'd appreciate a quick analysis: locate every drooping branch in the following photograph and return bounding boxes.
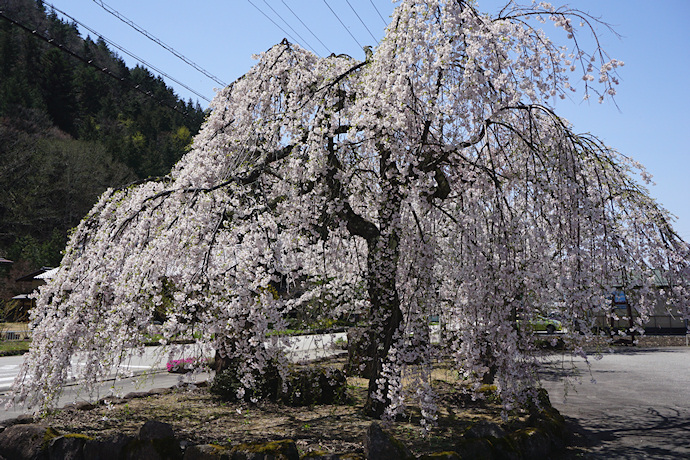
[323,131,380,242]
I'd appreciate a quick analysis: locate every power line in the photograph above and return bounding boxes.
[92,0,227,88]
[369,0,388,26]
[281,0,332,55]
[46,2,210,103]
[0,10,195,118]
[246,0,300,46]
[323,0,363,49]
[345,0,378,43]
[260,0,319,56]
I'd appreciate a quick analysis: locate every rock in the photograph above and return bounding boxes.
[148,387,173,396]
[508,428,551,459]
[83,433,135,460]
[0,417,19,433]
[0,423,59,460]
[230,439,299,460]
[526,388,553,413]
[454,438,496,460]
[139,420,176,440]
[363,423,414,460]
[115,420,183,460]
[300,453,337,460]
[48,434,91,460]
[301,454,364,460]
[418,453,461,460]
[69,401,97,411]
[210,359,282,403]
[183,444,230,460]
[463,420,506,439]
[124,439,183,460]
[123,391,151,401]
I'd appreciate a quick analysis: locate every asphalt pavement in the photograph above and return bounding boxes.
[0,332,347,421]
[540,346,690,459]
[3,335,687,459]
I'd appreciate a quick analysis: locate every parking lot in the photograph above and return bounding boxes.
[540,346,690,459]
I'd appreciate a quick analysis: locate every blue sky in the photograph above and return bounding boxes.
[47,0,689,241]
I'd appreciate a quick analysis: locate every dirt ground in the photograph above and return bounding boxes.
[40,357,590,457]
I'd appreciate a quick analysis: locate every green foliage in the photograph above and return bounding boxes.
[7,231,65,268]
[0,0,206,270]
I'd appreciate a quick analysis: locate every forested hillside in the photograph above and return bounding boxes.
[0,0,206,287]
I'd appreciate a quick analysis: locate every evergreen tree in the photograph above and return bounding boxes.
[0,0,205,273]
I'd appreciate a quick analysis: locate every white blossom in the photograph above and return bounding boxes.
[8,1,689,427]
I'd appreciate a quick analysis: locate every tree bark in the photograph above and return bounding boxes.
[363,235,404,417]
[324,130,404,417]
[362,147,404,418]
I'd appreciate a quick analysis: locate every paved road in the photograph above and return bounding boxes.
[0,344,206,422]
[0,332,346,421]
[11,334,687,458]
[0,355,25,392]
[540,347,690,459]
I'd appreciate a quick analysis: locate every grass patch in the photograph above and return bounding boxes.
[0,339,31,356]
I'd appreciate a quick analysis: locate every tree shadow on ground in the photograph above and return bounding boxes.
[562,407,690,459]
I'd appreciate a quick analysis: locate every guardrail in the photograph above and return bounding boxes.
[1,330,30,341]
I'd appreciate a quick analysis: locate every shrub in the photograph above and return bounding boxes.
[281,366,348,406]
[210,358,281,402]
[211,361,347,406]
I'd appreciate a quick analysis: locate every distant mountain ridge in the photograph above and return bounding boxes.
[0,0,207,275]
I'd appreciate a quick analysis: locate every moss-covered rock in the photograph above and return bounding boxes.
[505,427,551,459]
[118,420,183,460]
[0,424,60,459]
[450,388,568,459]
[83,433,136,460]
[183,443,232,459]
[123,437,183,460]
[301,453,364,460]
[454,437,499,459]
[463,420,506,439]
[231,439,299,460]
[364,422,415,460]
[48,433,94,459]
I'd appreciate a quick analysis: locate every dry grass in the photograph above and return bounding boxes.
[42,358,527,456]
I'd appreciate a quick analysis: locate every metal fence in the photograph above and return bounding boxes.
[1,330,29,341]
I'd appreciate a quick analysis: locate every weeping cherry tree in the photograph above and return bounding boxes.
[12,0,690,423]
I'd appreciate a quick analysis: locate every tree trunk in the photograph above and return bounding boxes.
[363,150,404,418]
[363,236,404,417]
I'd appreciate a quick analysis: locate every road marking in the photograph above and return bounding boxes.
[74,363,152,369]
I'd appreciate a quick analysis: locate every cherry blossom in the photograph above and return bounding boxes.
[10,1,689,426]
